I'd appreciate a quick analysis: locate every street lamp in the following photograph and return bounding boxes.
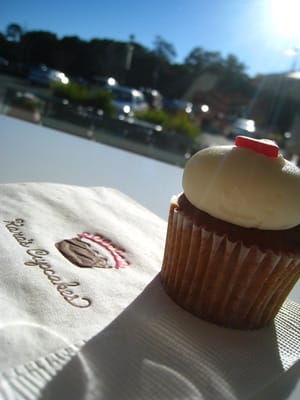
[124,34,135,85]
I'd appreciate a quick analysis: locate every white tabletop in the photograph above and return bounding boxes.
[0,114,182,221]
[0,114,299,303]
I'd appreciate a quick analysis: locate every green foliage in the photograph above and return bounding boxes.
[135,109,199,138]
[135,109,167,125]
[52,82,88,103]
[88,88,114,113]
[153,35,177,63]
[164,113,199,138]
[51,82,115,114]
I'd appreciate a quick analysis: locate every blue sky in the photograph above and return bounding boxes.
[1,0,300,77]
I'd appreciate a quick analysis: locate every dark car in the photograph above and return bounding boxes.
[0,56,9,72]
[163,98,193,115]
[140,87,163,110]
[28,65,69,86]
[224,118,256,138]
[89,75,118,88]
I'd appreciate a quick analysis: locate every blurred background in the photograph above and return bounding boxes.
[1,0,300,166]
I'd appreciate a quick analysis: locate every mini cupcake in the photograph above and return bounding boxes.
[160,136,300,329]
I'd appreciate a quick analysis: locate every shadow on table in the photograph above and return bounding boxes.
[42,275,298,400]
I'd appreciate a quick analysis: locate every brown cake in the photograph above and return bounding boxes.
[160,136,300,329]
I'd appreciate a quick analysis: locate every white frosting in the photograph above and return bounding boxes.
[182,145,300,230]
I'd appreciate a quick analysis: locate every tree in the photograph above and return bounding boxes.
[0,33,6,45]
[216,54,251,97]
[6,23,23,42]
[184,47,205,70]
[56,36,87,75]
[21,31,58,66]
[224,54,246,74]
[0,25,254,105]
[202,51,223,68]
[153,35,176,63]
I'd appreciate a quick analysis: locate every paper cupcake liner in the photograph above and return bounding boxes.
[160,204,300,329]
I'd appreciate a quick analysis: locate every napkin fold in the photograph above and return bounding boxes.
[0,341,83,399]
[0,183,166,371]
[41,276,300,400]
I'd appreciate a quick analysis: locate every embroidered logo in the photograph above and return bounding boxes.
[55,232,130,270]
[3,218,91,308]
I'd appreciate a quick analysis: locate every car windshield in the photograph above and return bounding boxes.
[111,89,133,102]
[1,2,300,166]
[135,96,144,104]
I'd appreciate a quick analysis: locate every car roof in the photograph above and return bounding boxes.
[110,85,143,95]
[31,65,62,74]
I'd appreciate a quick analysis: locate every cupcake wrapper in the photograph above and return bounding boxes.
[161,205,300,329]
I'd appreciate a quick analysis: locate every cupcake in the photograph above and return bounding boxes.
[160,136,300,329]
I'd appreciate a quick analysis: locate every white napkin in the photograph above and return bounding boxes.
[40,277,300,400]
[1,284,299,400]
[0,183,167,371]
[1,183,300,400]
[0,342,83,399]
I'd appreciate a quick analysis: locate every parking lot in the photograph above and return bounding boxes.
[0,73,50,101]
[0,73,234,167]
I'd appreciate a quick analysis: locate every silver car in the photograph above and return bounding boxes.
[28,65,69,86]
[109,86,149,116]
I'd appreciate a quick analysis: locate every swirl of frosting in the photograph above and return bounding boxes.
[182,145,300,230]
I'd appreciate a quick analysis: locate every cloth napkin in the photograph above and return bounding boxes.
[40,276,300,400]
[1,183,300,400]
[1,284,300,400]
[0,183,167,371]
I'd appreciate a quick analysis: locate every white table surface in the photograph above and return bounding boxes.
[0,114,182,221]
[1,114,299,304]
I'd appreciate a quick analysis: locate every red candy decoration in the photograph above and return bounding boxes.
[235,136,279,158]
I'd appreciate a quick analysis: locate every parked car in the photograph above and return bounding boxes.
[224,118,256,138]
[0,56,9,72]
[108,86,149,116]
[0,59,29,77]
[140,87,163,110]
[163,98,193,115]
[28,65,69,86]
[89,75,118,88]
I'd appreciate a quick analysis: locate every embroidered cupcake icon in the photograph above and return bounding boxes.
[56,232,130,269]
